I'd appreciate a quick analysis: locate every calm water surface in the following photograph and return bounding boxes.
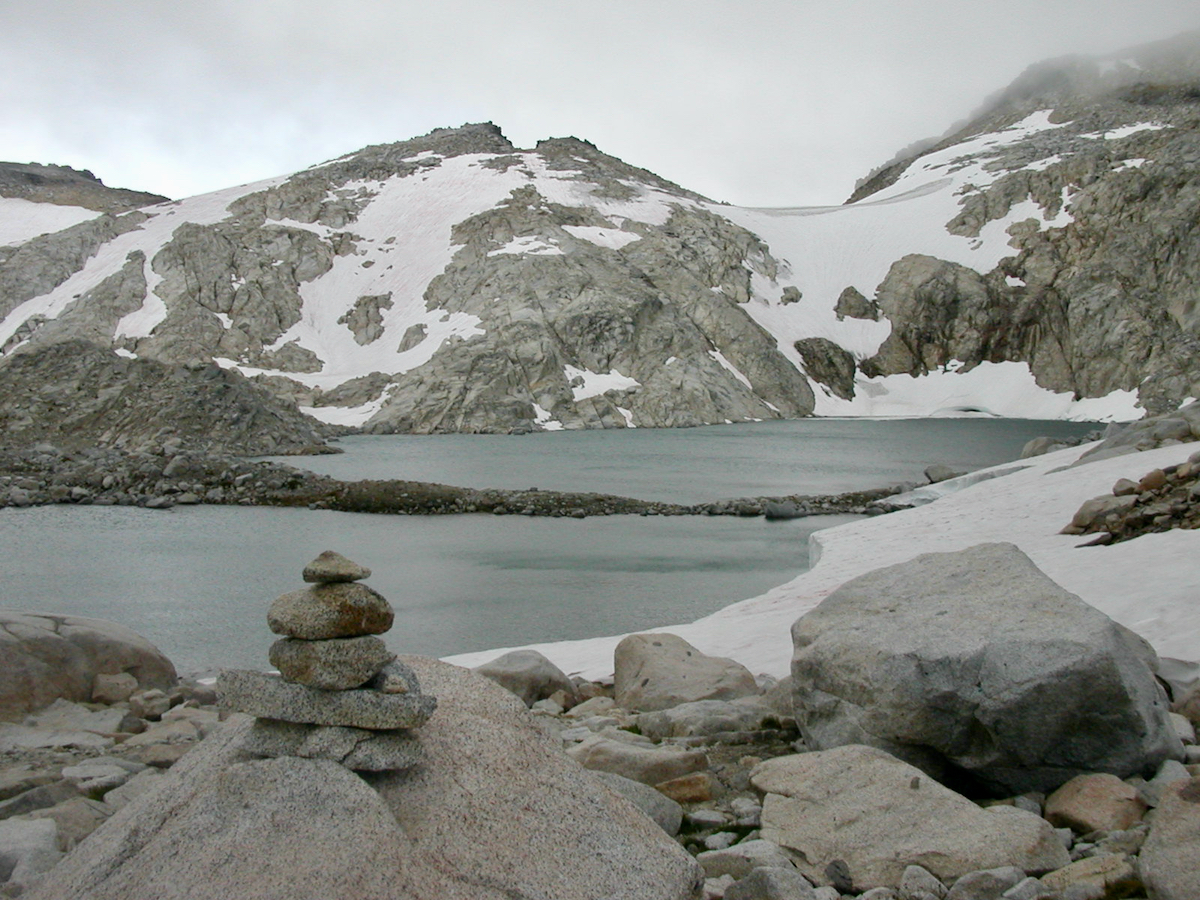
[5,418,1095,674]
[273,418,1096,503]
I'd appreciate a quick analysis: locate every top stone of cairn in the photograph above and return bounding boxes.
[303,550,372,584]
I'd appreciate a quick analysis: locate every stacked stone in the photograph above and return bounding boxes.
[217,550,436,772]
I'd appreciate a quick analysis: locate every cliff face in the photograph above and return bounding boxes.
[4,32,1200,440]
[847,30,1200,415]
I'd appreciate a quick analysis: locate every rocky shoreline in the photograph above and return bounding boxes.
[2,546,1198,899]
[0,442,906,519]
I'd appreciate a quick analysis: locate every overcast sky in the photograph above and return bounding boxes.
[4,1,1200,207]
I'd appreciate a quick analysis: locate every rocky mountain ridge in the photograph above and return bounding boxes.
[3,32,1200,445]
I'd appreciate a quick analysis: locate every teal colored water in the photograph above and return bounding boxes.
[4,418,1094,674]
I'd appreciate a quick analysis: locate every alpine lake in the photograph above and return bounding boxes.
[1,417,1095,674]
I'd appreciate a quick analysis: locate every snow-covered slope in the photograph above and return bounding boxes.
[445,439,1200,679]
[3,31,1200,433]
[0,197,100,247]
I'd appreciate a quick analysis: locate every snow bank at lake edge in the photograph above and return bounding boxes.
[444,440,1200,681]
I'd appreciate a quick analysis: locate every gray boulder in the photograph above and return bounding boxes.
[0,612,176,721]
[1138,776,1200,900]
[615,633,758,712]
[566,732,709,786]
[637,697,786,741]
[471,649,578,707]
[752,745,1069,892]
[29,657,702,900]
[790,543,1183,794]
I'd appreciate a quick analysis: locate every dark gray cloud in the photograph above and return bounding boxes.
[4,0,1200,205]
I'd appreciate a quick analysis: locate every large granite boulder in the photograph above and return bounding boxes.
[790,543,1183,795]
[27,657,702,900]
[0,613,177,721]
[751,745,1069,892]
[615,633,758,712]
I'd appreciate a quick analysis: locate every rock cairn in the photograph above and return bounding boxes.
[217,550,436,772]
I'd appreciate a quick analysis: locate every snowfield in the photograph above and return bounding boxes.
[445,440,1200,682]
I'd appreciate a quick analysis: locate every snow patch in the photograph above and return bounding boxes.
[488,235,564,257]
[563,365,640,401]
[0,198,101,247]
[561,225,641,250]
[616,406,636,428]
[812,360,1142,422]
[533,404,564,431]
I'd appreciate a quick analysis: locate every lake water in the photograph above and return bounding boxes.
[270,418,1097,504]
[3,418,1094,675]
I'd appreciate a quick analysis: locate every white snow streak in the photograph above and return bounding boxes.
[561,225,641,250]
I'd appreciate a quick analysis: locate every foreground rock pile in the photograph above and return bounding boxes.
[7,543,1200,898]
[218,551,436,772]
[471,546,1200,900]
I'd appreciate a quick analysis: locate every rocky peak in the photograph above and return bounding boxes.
[0,161,167,213]
[849,30,1200,205]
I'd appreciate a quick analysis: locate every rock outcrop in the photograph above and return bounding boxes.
[0,162,166,214]
[789,543,1183,794]
[0,339,334,456]
[0,613,177,722]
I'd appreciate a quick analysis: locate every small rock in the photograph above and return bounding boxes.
[1044,773,1148,833]
[0,817,62,892]
[128,688,171,720]
[1139,776,1200,900]
[687,809,731,830]
[91,672,139,705]
[592,771,683,836]
[301,550,372,584]
[268,635,394,690]
[218,669,435,730]
[944,866,1024,900]
[900,864,947,899]
[725,866,817,900]
[703,831,739,851]
[698,838,797,879]
[1039,854,1141,898]
[565,732,708,786]
[267,582,394,640]
[656,772,717,803]
[704,874,736,900]
[26,797,111,851]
